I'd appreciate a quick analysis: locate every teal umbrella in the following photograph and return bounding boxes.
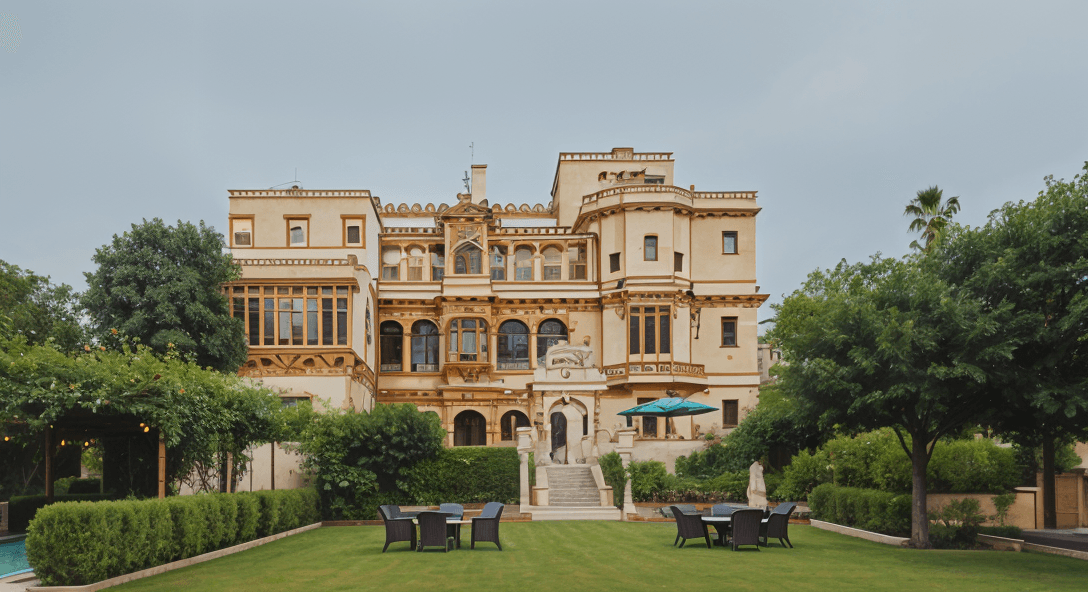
[618,397,718,418]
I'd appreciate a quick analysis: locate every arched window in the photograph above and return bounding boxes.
[490,246,506,281]
[542,246,562,280]
[497,320,529,370]
[379,321,403,372]
[500,410,530,441]
[537,319,568,364]
[514,247,533,281]
[407,246,425,281]
[449,318,488,362]
[411,320,439,372]
[382,247,401,280]
[454,243,482,274]
[454,410,487,446]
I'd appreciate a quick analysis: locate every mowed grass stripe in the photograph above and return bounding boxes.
[110,522,1088,592]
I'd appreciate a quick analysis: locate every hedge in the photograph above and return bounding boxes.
[25,488,319,587]
[808,483,910,536]
[9,493,114,533]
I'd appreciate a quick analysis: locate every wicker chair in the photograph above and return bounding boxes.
[417,511,453,552]
[760,502,797,548]
[729,509,763,551]
[471,502,505,550]
[378,505,415,553]
[670,505,711,549]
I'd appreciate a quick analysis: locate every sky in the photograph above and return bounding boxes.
[2,1,1087,327]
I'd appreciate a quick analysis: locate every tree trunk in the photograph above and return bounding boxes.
[910,435,931,548]
[1042,438,1057,529]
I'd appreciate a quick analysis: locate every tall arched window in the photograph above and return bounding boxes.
[449,318,488,362]
[379,321,403,372]
[454,410,487,446]
[454,243,482,274]
[497,320,529,370]
[537,319,568,364]
[514,247,533,281]
[411,320,439,372]
[542,246,562,280]
[500,410,530,441]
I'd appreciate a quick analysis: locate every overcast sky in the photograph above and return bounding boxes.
[2,1,1086,326]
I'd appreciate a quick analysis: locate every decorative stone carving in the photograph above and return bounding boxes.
[545,336,596,370]
[747,461,768,510]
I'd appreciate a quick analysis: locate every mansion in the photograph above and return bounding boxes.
[223,148,767,493]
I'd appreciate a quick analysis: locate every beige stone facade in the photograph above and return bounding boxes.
[224,148,767,490]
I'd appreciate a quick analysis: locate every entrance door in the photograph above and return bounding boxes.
[550,412,567,458]
[453,410,487,446]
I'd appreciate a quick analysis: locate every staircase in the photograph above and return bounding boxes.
[524,465,623,521]
[547,466,601,507]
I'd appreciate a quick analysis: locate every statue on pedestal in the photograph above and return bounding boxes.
[747,460,768,509]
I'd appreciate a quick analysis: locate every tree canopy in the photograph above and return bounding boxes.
[82,218,246,372]
[769,256,1010,547]
[0,260,86,352]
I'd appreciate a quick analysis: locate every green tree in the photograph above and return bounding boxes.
[769,256,1010,547]
[904,185,961,252]
[936,163,1088,528]
[82,219,246,372]
[0,260,86,351]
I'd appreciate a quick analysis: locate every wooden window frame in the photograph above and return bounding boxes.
[722,231,738,255]
[721,317,738,347]
[229,215,254,248]
[226,283,352,348]
[284,215,311,248]
[644,235,658,261]
[341,215,365,247]
[628,305,672,357]
[674,252,683,272]
[722,400,739,427]
[609,253,621,273]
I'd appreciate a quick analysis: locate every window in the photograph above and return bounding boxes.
[381,247,401,280]
[430,245,445,281]
[287,218,309,247]
[722,231,738,254]
[490,246,506,281]
[542,247,562,280]
[722,400,739,427]
[629,306,671,355]
[231,218,253,248]
[569,244,587,280]
[644,236,657,261]
[342,216,364,247]
[379,321,403,372]
[410,320,439,372]
[280,396,311,408]
[536,319,568,365]
[497,320,530,370]
[674,252,683,272]
[721,317,738,347]
[407,246,425,281]
[514,247,533,281]
[454,244,482,274]
[449,318,488,362]
[609,253,620,273]
[637,397,657,437]
[500,410,530,441]
[227,284,350,347]
[644,175,665,185]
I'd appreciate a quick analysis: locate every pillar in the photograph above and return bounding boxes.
[616,428,637,517]
[517,427,533,512]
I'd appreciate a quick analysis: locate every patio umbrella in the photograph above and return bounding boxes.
[618,397,718,417]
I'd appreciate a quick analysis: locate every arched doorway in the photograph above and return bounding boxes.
[453,410,487,446]
[550,411,566,457]
[500,410,530,441]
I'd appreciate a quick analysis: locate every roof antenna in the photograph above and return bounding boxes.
[463,170,471,193]
[269,168,302,190]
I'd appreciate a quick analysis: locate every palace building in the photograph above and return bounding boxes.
[222,147,767,494]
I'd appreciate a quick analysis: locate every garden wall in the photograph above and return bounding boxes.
[927,490,1036,530]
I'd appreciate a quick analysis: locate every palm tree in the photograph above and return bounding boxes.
[904,185,960,251]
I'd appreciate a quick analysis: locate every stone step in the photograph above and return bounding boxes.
[524,505,623,521]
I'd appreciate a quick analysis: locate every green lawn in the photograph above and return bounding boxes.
[112,522,1087,592]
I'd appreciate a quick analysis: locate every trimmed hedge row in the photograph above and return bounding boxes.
[9,493,114,533]
[808,483,911,536]
[25,488,319,587]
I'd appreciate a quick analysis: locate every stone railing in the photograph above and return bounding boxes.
[582,185,757,206]
[603,362,706,380]
[559,152,673,161]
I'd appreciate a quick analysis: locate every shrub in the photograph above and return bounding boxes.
[627,461,670,502]
[928,439,1021,493]
[25,488,319,587]
[8,493,114,533]
[808,483,911,536]
[979,525,1023,539]
[598,452,626,508]
[928,497,985,549]
[402,447,519,507]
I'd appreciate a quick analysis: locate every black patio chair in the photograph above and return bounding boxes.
[729,509,763,551]
[760,502,797,548]
[417,511,453,552]
[471,502,505,550]
[670,505,711,549]
[378,505,415,553]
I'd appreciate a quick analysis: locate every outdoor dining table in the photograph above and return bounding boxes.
[403,513,471,549]
[701,506,760,546]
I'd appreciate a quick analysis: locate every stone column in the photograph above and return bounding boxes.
[616,428,637,518]
[517,427,533,512]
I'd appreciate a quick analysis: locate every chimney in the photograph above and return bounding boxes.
[470,164,487,205]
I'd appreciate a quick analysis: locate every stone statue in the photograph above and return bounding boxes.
[545,336,595,370]
[747,460,768,509]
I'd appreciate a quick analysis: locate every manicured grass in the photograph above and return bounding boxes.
[112,522,1087,592]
